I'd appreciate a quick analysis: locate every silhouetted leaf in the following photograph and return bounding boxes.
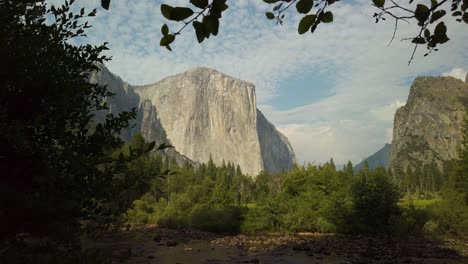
[296,0,314,14]
[412,37,426,44]
[415,4,430,22]
[372,0,385,8]
[273,3,283,11]
[463,13,468,23]
[266,12,275,19]
[434,21,447,37]
[160,34,175,46]
[156,143,175,151]
[430,10,446,23]
[190,0,208,9]
[298,14,316,34]
[171,7,194,21]
[320,11,333,23]
[161,4,173,20]
[146,141,156,153]
[161,24,169,36]
[193,21,205,43]
[203,15,219,36]
[101,0,110,10]
[210,0,228,18]
[424,28,430,38]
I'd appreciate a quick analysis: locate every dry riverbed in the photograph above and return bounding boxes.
[82,226,468,264]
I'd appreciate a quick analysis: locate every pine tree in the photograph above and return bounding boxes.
[344,161,354,176]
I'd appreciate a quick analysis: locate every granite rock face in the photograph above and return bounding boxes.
[91,66,296,176]
[389,76,468,173]
[257,109,295,173]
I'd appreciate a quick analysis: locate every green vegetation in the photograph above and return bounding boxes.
[124,115,468,240]
[125,158,401,235]
[1,0,467,263]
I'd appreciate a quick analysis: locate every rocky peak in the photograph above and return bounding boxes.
[389,76,468,173]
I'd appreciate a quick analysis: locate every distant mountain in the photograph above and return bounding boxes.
[354,144,391,172]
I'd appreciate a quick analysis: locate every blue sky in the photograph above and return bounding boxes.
[47,0,468,164]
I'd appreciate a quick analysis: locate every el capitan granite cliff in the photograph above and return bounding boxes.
[91,66,296,176]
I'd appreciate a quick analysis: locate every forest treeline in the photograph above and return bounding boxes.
[123,131,468,238]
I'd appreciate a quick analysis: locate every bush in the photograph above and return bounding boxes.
[423,220,442,240]
[427,190,468,237]
[190,206,245,233]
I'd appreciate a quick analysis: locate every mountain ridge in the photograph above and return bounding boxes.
[354,143,391,172]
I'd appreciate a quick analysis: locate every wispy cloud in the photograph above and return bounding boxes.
[46,0,468,164]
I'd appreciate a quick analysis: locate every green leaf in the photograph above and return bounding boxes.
[415,4,430,22]
[430,10,446,23]
[160,34,175,46]
[161,4,173,20]
[203,15,220,36]
[372,0,385,8]
[298,14,316,34]
[452,11,463,16]
[190,0,208,9]
[161,24,169,36]
[193,21,205,43]
[296,0,314,14]
[431,0,438,9]
[171,7,194,21]
[434,21,447,37]
[101,0,110,10]
[263,0,280,3]
[266,12,275,19]
[320,11,333,23]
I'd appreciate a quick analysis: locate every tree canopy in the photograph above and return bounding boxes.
[0,0,162,242]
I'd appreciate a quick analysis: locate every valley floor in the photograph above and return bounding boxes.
[82,226,468,264]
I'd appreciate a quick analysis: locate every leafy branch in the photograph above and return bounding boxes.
[372,0,467,64]
[99,0,468,63]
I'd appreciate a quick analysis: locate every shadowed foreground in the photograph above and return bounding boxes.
[82,227,467,264]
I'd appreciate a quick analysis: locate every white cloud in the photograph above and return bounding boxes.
[442,68,467,81]
[46,0,468,164]
[370,100,406,122]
